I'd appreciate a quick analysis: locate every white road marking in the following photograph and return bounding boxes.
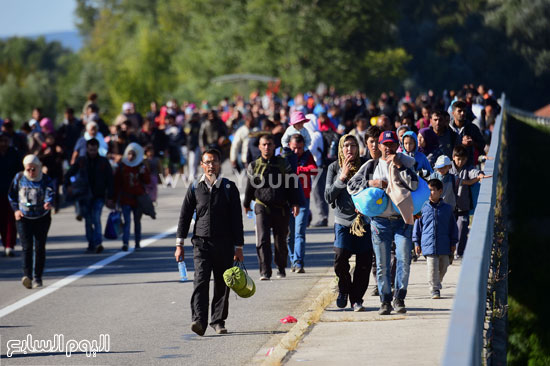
[0,225,178,319]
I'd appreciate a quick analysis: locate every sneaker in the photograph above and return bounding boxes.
[95,244,104,254]
[21,276,32,289]
[311,219,328,227]
[393,298,407,314]
[32,279,43,288]
[5,247,14,257]
[121,244,128,252]
[370,287,379,296]
[76,214,83,221]
[210,323,227,334]
[260,275,270,281]
[336,292,348,308]
[290,265,296,273]
[455,254,463,260]
[353,302,365,312]
[412,253,418,262]
[191,321,205,336]
[378,302,393,315]
[431,290,441,299]
[276,269,286,279]
[296,267,305,274]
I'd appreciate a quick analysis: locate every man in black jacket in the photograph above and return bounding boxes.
[243,134,301,280]
[65,138,114,253]
[174,149,244,336]
[449,101,485,166]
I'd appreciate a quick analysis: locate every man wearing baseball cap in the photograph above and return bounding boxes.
[367,130,417,315]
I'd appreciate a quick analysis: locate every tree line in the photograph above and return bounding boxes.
[0,0,548,124]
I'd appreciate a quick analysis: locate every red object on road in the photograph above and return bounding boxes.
[279,315,298,324]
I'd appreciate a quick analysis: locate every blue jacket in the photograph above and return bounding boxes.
[413,199,458,255]
[401,131,433,176]
[8,172,55,218]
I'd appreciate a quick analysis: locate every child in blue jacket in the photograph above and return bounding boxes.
[413,179,458,299]
[401,131,433,178]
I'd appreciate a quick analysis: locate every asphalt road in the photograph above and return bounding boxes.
[0,165,335,366]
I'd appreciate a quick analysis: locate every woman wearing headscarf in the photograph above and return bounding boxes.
[114,143,150,251]
[8,154,55,289]
[324,134,373,312]
[418,127,443,168]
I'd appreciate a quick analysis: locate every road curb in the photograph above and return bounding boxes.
[260,274,339,366]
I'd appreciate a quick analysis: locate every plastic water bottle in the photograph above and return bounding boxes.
[178,261,188,282]
[247,201,255,219]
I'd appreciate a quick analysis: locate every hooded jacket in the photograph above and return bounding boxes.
[304,114,324,166]
[401,131,433,176]
[114,144,150,207]
[413,199,458,256]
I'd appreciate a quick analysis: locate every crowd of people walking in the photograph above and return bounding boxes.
[0,84,498,334]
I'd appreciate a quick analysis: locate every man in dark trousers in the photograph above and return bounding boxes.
[174,149,244,336]
[243,134,301,280]
[65,138,114,253]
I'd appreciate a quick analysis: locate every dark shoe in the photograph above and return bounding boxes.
[393,298,407,314]
[191,321,205,336]
[22,276,32,289]
[276,269,286,279]
[211,323,227,334]
[95,244,104,254]
[121,244,128,252]
[412,253,418,262]
[336,292,348,309]
[32,279,43,289]
[431,290,441,299]
[76,214,83,221]
[135,243,141,250]
[371,287,379,296]
[311,219,328,227]
[296,267,305,273]
[378,302,393,315]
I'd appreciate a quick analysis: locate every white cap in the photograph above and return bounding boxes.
[434,155,452,169]
[122,102,133,112]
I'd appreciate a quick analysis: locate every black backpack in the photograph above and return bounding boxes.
[321,130,340,167]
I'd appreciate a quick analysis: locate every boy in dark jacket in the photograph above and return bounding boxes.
[413,179,458,299]
[449,145,491,258]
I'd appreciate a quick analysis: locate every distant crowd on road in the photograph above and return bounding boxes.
[0,84,499,330]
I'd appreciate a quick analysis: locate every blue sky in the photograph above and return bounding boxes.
[0,0,77,37]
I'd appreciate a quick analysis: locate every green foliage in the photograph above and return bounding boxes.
[506,116,550,365]
[72,0,409,120]
[485,0,550,76]
[0,37,71,124]
[397,0,550,110]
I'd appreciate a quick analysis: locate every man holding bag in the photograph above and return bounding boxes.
[356,131,417,315]
[174,149,244,336]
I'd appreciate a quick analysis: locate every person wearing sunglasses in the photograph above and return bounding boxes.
[8,154,55,289]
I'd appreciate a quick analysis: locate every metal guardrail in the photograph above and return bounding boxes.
[441,93,506,366]
[507,105,550,126]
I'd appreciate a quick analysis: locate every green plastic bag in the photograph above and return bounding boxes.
[223,261,256,298]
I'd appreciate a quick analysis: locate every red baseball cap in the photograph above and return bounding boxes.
[378,131,399,144]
